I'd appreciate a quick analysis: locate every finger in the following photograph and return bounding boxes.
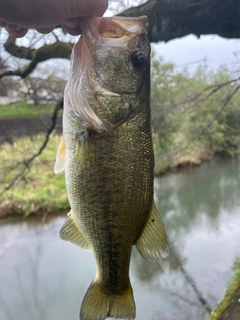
[35,27,55,34]
[91,0,108,16]
[5,24,28,38]
[62,18,82,36]
[0,21,6,27]
[70,0,108,17]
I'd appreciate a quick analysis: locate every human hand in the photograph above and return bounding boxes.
[0,0,108,38]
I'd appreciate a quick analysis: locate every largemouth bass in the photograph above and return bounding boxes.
[54,16,169,320]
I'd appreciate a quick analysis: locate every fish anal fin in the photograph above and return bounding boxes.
[135,201,169,261]
[54,136,66,174]
[80,281,135,320]
[60,211,91,250]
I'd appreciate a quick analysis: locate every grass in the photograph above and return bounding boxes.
[0,102,59,118]
[0,132,215,216]
[209,256,240,320]
[0,134,69,217]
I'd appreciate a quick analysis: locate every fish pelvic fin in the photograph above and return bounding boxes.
[135,201,169,261]
[54,136,66,174]
[74,130,90,174]
[80,281,136,320]
[59,211,91,250]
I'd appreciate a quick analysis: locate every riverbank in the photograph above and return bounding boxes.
[0,142,240,320]
[1,114,237,173]
[0,115,62,145]
[1,156,240,320]
[155,148,215,176]
[0,134,69,219]
[0,133,221,219]
[209,259,240,320]
[0,116,237,219]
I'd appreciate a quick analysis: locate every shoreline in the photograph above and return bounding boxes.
[0,152,236,220]
[0,153,239,320]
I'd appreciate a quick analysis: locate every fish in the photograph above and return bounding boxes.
[54,16,169,320]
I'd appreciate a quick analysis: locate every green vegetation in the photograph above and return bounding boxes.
[0,102,58,118]
[1,55,240,215]
[151,55,240,174]
[0,135,69,217]
[209,256,240,320]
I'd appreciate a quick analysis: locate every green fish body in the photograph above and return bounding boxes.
[54,16,169,320]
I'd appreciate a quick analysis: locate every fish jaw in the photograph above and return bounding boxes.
[66,16,150,132]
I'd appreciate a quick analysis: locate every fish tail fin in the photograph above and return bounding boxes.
[80,281,136,320]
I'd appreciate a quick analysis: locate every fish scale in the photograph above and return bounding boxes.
[54,16,169,320]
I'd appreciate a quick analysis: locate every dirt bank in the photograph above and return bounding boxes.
[0,116,239,320]
[218,287,240,320]
[0,116,62,145]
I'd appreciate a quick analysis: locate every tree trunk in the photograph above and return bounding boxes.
[119,0,240,42]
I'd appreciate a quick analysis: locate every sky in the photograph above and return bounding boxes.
[105,1,240,73]
[2,18,240,79]
[32,33,240,80]
[152,34,240,73]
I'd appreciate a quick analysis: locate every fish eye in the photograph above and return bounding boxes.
[130,51,145,69]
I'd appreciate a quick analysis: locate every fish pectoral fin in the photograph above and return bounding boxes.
[74,131,90,174]
[135,201,169,261]
[54,136,66,174]
[59,211,91,250]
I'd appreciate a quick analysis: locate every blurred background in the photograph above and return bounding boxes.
[0,1,240,320]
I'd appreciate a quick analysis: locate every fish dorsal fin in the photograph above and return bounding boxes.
[60,211,91,250]
[54,137,66,174]
[135,201,169,261]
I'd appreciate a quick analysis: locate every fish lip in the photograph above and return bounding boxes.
[107,16,148,35]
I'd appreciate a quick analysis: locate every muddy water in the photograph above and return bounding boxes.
[0,157,240,320]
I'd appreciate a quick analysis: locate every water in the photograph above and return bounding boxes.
[1,157,240,320]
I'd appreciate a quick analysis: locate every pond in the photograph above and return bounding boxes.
[0,156,240,320]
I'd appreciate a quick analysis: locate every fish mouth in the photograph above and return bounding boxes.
[67,17,148,132]
[82,16,148,49]
[74,16,148,78]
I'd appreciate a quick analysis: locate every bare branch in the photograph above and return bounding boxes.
[1,37,73,79]
[157,85,240,160]
[4,37,35,60]
[155,76,240,120]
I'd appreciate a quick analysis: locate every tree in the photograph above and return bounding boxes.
[150,55,240,174]
[1,0,240,192]
[119,0,240,42]
[1,0,240,79]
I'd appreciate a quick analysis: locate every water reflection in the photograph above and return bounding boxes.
[0,218,96,320]
[0,157,240,320]
[156,157,240,237]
